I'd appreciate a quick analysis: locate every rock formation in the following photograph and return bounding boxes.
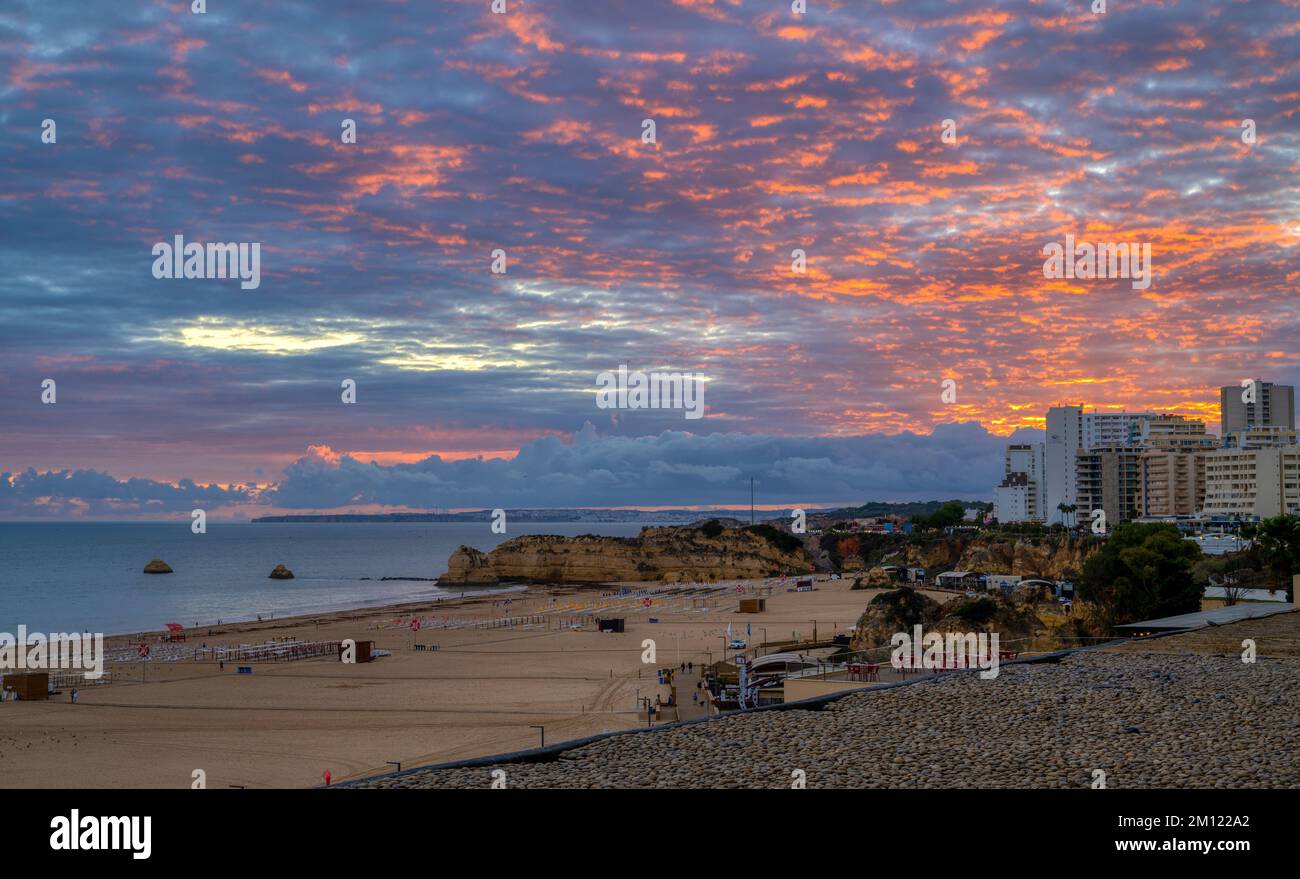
[269,564,294,580]
[889,534,1097,580]
[853,566,897,589]
[143,558,173,574]
[439,525,810,585]
[850,587,1048,652]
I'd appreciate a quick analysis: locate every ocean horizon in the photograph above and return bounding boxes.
[0,521,660,637]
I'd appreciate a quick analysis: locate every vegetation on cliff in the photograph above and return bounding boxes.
[1077,522,1202,627]
[743,523,804,554]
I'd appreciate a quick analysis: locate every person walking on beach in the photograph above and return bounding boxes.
[70,688,78,704]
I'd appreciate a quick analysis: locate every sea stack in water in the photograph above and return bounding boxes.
[143,558,173,574]
[269,564,295,580]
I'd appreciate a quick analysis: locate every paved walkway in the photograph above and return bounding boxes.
[670,668,710,721]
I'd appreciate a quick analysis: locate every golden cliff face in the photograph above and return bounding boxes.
[439,526,811,585]
[893,535,1097,580]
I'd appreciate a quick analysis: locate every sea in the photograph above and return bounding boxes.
[0,521,658,636]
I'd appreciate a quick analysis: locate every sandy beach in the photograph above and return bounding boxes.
[0,576,922,788]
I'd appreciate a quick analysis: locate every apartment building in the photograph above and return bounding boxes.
[1076,446,1143,526]
[1225,426,1299,449]
[1137,415,1218,517]
[1220,381,1295,435]
[1200,426,1300,518]
[994,443,1045,523]
[1084,411,1155,449]
[1201,444,1300,518]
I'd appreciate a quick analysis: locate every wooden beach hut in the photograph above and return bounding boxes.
[2,672,50,701]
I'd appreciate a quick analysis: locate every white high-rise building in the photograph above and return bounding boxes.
[1044,407,1159,523]
[1044,405,1083,524]
[994,442,1046,522]
[1084,411,1155,449]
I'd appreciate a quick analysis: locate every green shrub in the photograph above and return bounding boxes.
[950,597,998,625]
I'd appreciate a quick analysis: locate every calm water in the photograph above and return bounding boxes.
[0,522,655,636]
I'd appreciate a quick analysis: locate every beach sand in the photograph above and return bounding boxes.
[0,576,917,788]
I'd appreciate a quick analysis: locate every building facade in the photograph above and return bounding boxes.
[994,443,1045,523]
[1044,405,1084,524]
[1084,411,1155,449]
[1136,415,1218,517]
[1201,445,1300,519]
[1076,446,1142,526]
[1220,381,1295,436]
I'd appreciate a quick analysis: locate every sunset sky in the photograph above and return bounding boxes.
[1,0,1298,518]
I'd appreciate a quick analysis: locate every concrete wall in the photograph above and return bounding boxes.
[783,678,876,702]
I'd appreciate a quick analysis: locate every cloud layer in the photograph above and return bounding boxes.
[1,422,1042,518]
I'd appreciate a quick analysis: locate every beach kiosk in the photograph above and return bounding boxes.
[339,640,376,663]
[2,672,50,701]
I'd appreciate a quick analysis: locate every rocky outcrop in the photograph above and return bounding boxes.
[143,558,173,574]
[852,566,896,589]
[440,526,810,585]
[892,535,1097,580]
[850,588,1046,652]
[850,589,943,649]
[269,564,294,580]
[444,546,494,584]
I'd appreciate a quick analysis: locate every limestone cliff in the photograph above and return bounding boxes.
[439,525,810,585]
[886,535,1098,580]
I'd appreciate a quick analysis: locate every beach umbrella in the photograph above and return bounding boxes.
[165,623,184,632]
